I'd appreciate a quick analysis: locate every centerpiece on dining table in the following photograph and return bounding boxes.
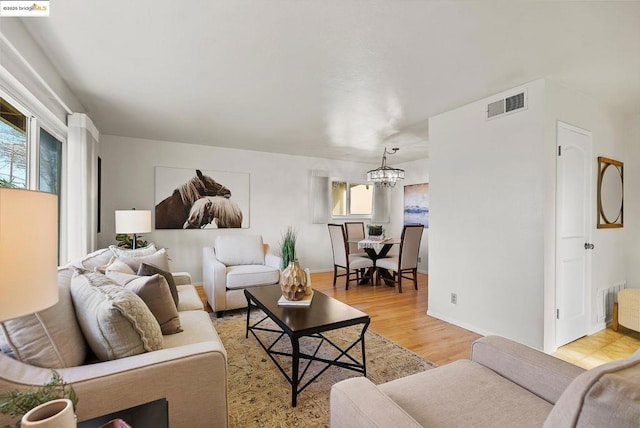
[367,224,385,241]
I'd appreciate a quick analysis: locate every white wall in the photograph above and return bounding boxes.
[429,80,546,348]
[429,78,632,351]
[543,80,629,350]
[623,115,640,284]
[98,135,399,282]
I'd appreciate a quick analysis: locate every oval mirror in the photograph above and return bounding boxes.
[597,157,623,228]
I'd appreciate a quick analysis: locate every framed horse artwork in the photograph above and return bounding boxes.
[154,166,250,229]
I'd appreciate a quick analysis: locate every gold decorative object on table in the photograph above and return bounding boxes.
[280,260,308,301]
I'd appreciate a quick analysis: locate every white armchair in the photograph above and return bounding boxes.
[203,235,281,316]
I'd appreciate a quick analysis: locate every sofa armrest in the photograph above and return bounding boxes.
[202,246,228,313]
[0,342,228,428]
[172,271,192,286]
[263,243,282,270]
[471,336,584,404]
[330,377,422,428]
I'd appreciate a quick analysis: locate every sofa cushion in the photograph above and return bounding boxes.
[214,235,265,266]
[106,271,182,335]
[162,310,222,350]
[0,268,87,368]
[70,270,163,361]
[118,248,170,272]
[137,262,179,307]
[176,284,205,311]
[544,357,640,427]
[379,360,552,428]
[225,264,280,289]
[109,243,157,258]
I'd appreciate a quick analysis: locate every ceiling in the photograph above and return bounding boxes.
[20,1,640,164]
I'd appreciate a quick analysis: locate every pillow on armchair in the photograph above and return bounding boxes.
[214,235,265,266]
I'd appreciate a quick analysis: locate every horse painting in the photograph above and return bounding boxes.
[155,170,232,229]
[183,196,243,229]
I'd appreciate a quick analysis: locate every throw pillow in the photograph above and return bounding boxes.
[69,247,114,271]
[137,262,179,308]
[70,269,163,361]
[118,248,170,272]
[106,271,182,335]
[104,257,136,275]
[109,243,157,258]
[0,270,87,368]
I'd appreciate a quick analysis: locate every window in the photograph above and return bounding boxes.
[0,97,28,188]
[39,128,62,194]
[332,180,373,217]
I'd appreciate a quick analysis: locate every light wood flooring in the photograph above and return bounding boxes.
[198,271,640,367]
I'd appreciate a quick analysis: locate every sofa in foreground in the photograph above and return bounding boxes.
[331,335,640,428]
[0,246,228,428]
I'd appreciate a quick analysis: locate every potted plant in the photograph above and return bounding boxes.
[278,226,309,300]
[279,226,297,270]
[115,233,148,249]
[367,224,384,240]
[0,371,78,428]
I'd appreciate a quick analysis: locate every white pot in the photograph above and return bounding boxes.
[21,398,76,428]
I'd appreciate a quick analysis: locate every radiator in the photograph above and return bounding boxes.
[597,282,626,324]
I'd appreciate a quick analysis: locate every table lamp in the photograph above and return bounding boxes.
[0,188,59,322]
[115,209,152,249]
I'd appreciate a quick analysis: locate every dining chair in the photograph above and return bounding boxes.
[375,224,424,293]
[344,221,367,257]
[327,223,373,289]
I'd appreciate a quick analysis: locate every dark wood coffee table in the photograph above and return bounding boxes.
[244,285,370,407]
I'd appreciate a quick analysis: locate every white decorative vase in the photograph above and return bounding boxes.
[21,399,76,428]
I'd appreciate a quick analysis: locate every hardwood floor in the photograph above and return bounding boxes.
[199,271,481,366]
[198,271,640,367]
[553,326,640,369]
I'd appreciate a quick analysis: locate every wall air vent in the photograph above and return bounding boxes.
[487,90,527,120]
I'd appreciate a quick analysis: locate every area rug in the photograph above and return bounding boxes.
[211,310,436,427]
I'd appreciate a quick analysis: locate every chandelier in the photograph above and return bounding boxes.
[367,147,405,188]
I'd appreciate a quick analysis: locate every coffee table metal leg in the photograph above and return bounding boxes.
[244,294,252,339]
[291,336,300,407]
[361,319,370,377]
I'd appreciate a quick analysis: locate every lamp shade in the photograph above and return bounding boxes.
[115,210,152,234]
[0,188,59,322]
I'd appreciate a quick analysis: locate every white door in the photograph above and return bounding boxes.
[556,122,592,347]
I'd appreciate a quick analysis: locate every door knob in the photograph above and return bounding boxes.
[584,243,595,250]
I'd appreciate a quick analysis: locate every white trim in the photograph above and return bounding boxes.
[68,113,99,141]
[0,32,72,116]
[0,67,67,137]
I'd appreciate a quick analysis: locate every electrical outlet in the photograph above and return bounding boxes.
[451,293,457,304]
[418,257,421,263]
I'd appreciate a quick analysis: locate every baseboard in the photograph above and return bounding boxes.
[426,309,496,338]
[589,322,607,336]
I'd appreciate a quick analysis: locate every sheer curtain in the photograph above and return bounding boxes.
[309,169,330,223]
[66,113,99,261]
[371,185,390,223]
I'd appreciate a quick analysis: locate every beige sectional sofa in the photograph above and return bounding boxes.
[331,336,640,428]
[0,247,228,428]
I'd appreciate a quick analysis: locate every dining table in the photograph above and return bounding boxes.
[351,238,401,285]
